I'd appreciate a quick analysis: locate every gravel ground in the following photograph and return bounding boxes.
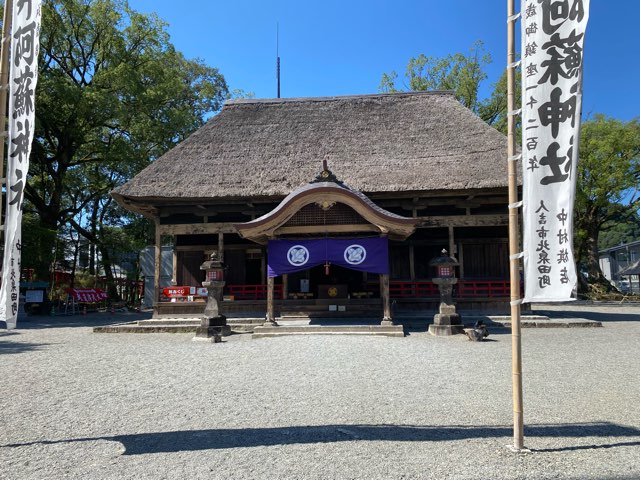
[1,304,639,480]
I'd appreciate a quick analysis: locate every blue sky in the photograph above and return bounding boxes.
[128,0,638,120]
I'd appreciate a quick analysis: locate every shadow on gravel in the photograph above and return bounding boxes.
[12,312,152,330]
[5,422,639,455]
[0,332,50,354]
[532,310,640,323]
[404,326,511,336]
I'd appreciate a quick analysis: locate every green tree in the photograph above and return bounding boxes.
[598,212,640,250]
[18,0,228,293]
[20,213,57,281]
[380,47,640,294]
[379,41,520,132]
[575,115,640,287]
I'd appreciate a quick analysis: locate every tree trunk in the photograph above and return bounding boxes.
[583,217,614,293]
[70,234,79,288]
[99,245,120,301]
[88,199,99,276]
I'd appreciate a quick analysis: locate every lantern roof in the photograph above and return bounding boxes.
[429,249,459,266]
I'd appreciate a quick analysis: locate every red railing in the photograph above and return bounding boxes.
[457,280,512,298]
[225,284,283,300]
[389,281,440,298]
[223,281,515,301]
[388,280,515,299]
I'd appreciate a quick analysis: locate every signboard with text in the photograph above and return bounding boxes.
[521,0,589,301]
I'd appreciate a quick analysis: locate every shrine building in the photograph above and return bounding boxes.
[112,91,514,322]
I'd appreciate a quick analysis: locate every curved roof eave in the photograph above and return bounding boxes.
[235,181,418,243]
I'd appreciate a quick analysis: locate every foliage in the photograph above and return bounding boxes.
[574,115,640,284]
[598,212,640,250]
[20,213,57,281]
[379,41,520,133]
[13,0,228,296]
[28,0,228,228]
[381,46,639,291]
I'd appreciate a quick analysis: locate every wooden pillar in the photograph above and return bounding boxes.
[265,276,277,325]
[409,244,416,281]
[218,232,224,262]
[448,226,455,257]
[0,1,13,244]
[172,240,177,285]
[410,208,417,280]
[261,249,267,284]
[380,273,393,325]
[507,0,524,451]
[154,219,162,307]
[282,273,289,299]
[458,243,465,279]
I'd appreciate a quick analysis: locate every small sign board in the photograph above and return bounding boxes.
[163,286,196,297]
[66,288,108,303]
[163,286,208,298]
[25,290,44,303]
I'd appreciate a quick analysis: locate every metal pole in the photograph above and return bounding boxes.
[276,23,281,99]
[507,0,525,451]
[0,0,14,239]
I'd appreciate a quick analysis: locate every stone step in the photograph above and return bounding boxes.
[137,319,200,327]
[252,324,404,338]
[226,318,265,325]
[230,324,260,333]
[280,310,381,316]
[92,314,601,335]
[281,313,382,320]
[94,324,199,334]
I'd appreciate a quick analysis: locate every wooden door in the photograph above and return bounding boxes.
[177,251,205,286]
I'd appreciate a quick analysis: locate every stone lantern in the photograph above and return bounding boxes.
[428,249,463,336]
[193,251,231,342]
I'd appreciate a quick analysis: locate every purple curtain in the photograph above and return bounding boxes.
[267,237,389,277]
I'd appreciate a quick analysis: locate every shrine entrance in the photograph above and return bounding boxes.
[306,264,367,299]
[235,165,418,326]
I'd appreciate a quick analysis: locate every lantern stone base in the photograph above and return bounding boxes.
[429,304,463,336]
[192,330,223,343]
[428,323,464,336]
[194,315,231,339]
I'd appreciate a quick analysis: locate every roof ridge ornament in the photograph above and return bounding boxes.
[311,159,344,185]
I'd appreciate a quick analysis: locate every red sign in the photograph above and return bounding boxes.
[163,286,192,298]
[66,288,108,303]
[162,286,209,298]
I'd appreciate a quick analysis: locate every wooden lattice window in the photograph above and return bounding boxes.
[284,203,368,227]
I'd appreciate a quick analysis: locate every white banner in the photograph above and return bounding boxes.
[0,0,42,329]
[521,0,589,302]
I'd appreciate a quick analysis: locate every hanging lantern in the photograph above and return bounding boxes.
[325,261,331,275]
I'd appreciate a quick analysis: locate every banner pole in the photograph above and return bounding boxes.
[507,0,525,451]
[0,0,14,239]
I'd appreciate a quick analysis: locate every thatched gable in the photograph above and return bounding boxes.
[113,91,509,211]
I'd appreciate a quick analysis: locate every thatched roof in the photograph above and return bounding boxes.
[113,91,509,211]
